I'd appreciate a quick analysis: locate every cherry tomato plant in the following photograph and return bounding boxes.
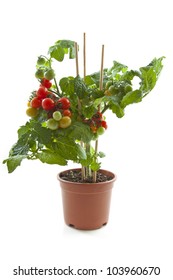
[3,38,164,182]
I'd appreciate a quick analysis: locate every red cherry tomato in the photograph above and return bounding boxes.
[63,109,72,117]
[30,97,42,108]
[57,97,70,109]
[101,120,108,129]
[42,98,55,110]
[36,86,48,99]
[41,78,52,89]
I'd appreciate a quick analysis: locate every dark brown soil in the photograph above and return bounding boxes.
[59,169,114,183]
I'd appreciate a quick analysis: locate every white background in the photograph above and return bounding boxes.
[0,0,173,279]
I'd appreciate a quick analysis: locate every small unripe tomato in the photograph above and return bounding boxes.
[109,85,119,95]
[46,118,59,130]
[125,84,133,93]
[37,56,46,66]
[53,111,62,121]
[59,116,71,128]
[44,69,55,80]
[97,126,105,135]
[35,69,44,79]
[26,107,38,117]
[105,80,113,89]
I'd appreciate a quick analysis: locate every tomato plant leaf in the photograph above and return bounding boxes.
[37,150,67,165]
[110,101,125,118]
[67,122,94,143]
[56,40,76,59]
[59,77,75,95]
[74,76,89,98]
[50,45,65,62]
[9,134,30,156]
[148,56,165,77]
[120,89,142,108]
[51,136,86,161]
[29,121,52,145]
[85,72,100,87]
[108,61,128,78]
[139,67,157,94]
[3,155,27,173]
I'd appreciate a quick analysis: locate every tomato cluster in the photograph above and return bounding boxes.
[26,79,72,130]
[84,111,108,135]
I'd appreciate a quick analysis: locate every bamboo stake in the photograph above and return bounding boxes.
[75,42,79,76]
[83,33,91,179]
[83,32,86,78]
[93,44,105,183]
[74,41,85,180]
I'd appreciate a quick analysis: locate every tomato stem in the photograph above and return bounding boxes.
[53,78,62,97]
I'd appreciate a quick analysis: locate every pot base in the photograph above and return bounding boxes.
[68,222,107,231]
[58,169,117,230]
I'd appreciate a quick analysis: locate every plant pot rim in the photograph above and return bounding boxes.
[57,168,117,185]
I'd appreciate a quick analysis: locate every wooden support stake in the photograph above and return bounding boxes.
[74,41,85,180]
[83,32,86,78]
[93,44,105,183]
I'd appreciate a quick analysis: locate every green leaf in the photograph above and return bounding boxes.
[82,105,96,118]
[98,151,106,158]
[57,40,76,59]
[59,77,75,95]
[90,161,101,171]
[139,66,157,93]
[3,155,27,173]
[108,61,128,77]
[148,56,165,77]
[9,135,30,156]
[85,72,100,87]
[30,121,52,145]
[50,45,65,62]
[18,123,30,138]
[67,122,94,143]
[37,150,67,165]
[120,70,141,83]
[120,90,142,108]
[74,76,89,98]
[110,101,125,118]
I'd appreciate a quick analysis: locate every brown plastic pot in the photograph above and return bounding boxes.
[57,169,117,230]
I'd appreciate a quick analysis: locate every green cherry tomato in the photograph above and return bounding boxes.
[46,118,59,130]
[105,80,113,89]
[53,111,62,121]
[44,69,55,80]
[26,107,38,117]
[97,126,105,135]
[35,69,44,79]
[109,85,119,95]
[125,84,133,93]
[37,56,46,66]
[59,116,71,128]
